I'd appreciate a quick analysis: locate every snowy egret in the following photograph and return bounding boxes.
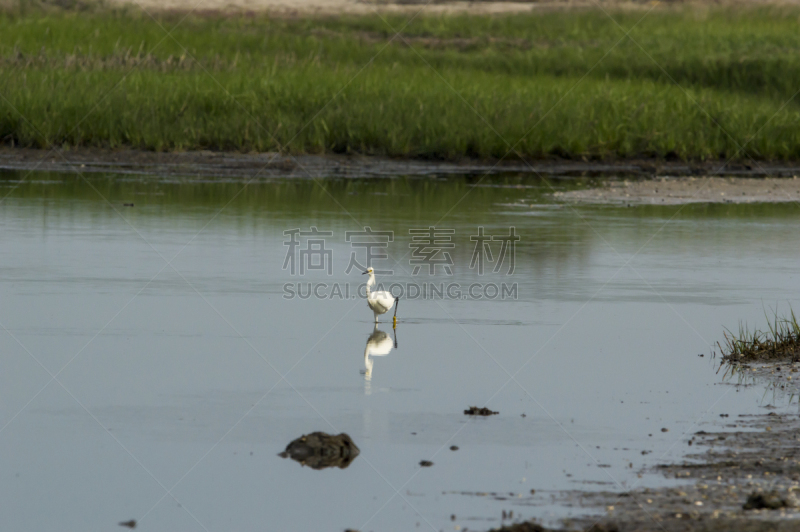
[362,267,399,324]
[363,324,397,381]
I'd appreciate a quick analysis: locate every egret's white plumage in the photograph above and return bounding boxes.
[362,268,399,323]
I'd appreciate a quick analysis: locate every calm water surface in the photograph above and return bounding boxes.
[1,170,799,532]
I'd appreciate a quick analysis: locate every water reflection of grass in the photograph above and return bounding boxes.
[2,4,800,160]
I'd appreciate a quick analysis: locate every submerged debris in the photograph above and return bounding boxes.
[118,520,137,529]
[464,406,498,416]
[419,460,434,467]
[278,432,360,470]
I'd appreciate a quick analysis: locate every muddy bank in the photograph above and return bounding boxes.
[0,146,534,180]
[556,413,800,531]
[487,364,800,532]
[554,176,800,205]
[4,147,800,182]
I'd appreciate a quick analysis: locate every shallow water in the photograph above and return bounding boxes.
[1,170,799,532]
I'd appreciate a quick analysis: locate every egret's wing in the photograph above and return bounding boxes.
[372,292,394,312]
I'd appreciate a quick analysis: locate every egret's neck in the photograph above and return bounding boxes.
[366,274,376,295]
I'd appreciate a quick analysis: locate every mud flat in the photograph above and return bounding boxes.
[553,176,800,205]
[556,412,800,532]
[489,340,800,532]
[490,397,800,532]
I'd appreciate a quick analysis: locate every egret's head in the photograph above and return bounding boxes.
[363,267,374,275]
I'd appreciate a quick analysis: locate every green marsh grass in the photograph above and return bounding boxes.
[719,308,800,363]
[2,4,800,159]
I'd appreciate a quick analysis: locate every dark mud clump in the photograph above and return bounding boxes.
[464,406,498,416]
[743,490,793,510]
[420,460,434,467]
[278,432,360,470]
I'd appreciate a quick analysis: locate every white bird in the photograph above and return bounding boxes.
[362,267,399,323]
[363,324,397,381]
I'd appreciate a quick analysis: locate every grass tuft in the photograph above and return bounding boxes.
[718,307,800,363]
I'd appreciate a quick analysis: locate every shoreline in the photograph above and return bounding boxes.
[3,147,800,184]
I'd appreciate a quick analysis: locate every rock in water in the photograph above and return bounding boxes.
[278,432,360,470]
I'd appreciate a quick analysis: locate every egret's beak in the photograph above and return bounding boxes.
[362,271,368,275]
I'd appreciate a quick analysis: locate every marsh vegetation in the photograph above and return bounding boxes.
[2,4,800,160]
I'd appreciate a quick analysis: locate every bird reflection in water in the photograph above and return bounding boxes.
[361,324,398,395]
